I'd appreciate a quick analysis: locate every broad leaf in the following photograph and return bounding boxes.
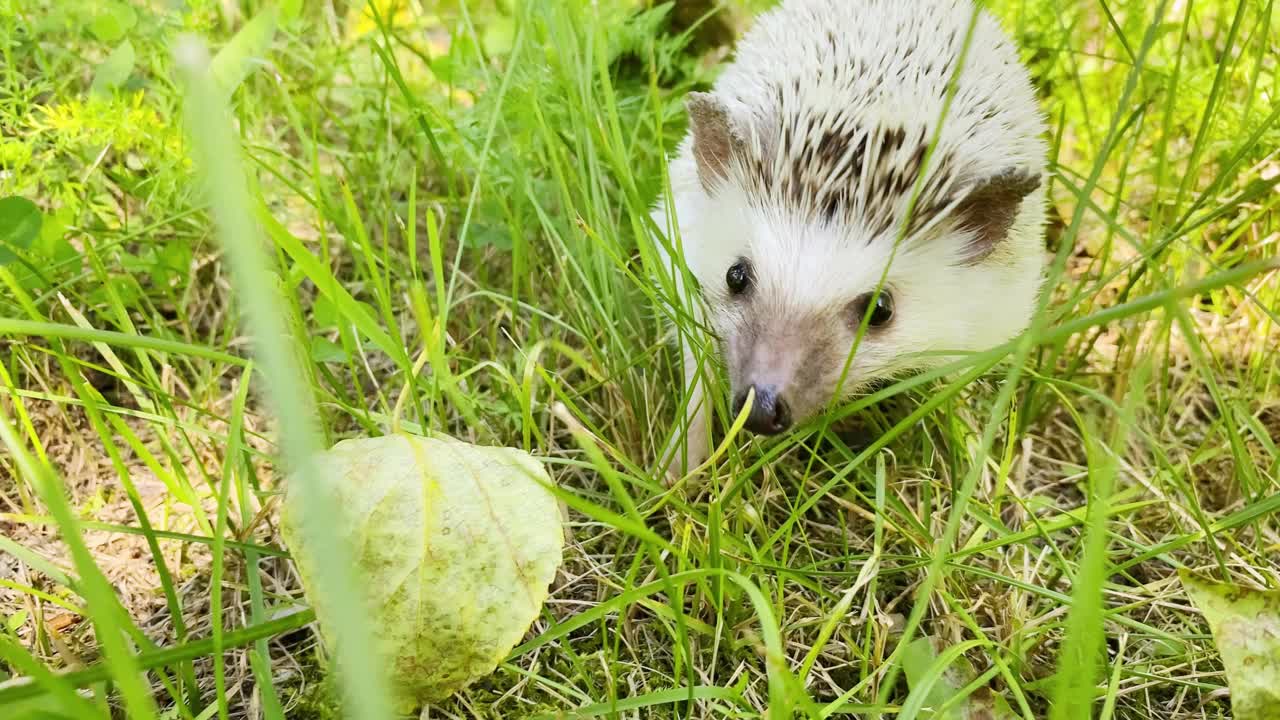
[87,2,138,43]
[211,7,279,96]
[280,432,564,711]
[900,636,1018,720]
[91,39,136,95]
[309,337,348,364]
[0,197,42,266]
[279,0,302,22]
[1181,570,1280,720]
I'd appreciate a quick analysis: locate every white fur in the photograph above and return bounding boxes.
[652,0,1048,480]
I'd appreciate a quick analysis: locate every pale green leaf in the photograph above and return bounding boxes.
[36,207,77,265]
[280,432,564,711]
[91,39,136,96]
[0,196,42,265]
[87,2,138,43]
[211,7,279,96]
[311,293,340,329]
[902,637,965,720]
[279,0,302,22]
[1180,571,1280,720]
[309,337,347,363]
[481,17,517,56]
[6,610,28,633]
[900,636,1018,720]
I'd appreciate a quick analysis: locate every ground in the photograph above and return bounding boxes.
[0,0,1277,718]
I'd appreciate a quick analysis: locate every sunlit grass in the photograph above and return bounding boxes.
[0,0,1276,718]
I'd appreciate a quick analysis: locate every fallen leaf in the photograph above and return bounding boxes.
[45,614,82,634]
[1180,570,1280,720]
[280,432,564,711]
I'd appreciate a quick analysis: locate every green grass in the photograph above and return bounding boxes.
[1,0,1277,718]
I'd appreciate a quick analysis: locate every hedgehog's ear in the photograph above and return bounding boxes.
[952,167,1042,263]
[686,92,745,192]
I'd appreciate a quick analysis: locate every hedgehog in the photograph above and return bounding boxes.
[651,0,1049,479]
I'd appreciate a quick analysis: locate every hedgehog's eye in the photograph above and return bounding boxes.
[851,290,894,328]
[725,260,752,296]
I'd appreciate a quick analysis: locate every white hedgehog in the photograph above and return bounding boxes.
[653,0,1049,478]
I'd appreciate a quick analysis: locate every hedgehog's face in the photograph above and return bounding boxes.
[697,226,915,436]
[696,210,1041,436]
[714,264,895,434]
[677,91,1045,437]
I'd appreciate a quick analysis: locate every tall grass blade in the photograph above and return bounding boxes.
[172,35,395,720]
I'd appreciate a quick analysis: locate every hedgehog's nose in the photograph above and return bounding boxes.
[734,384,792,435]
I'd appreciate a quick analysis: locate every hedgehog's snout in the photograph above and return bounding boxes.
[734,384,793,435]
[727,319,821,435]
